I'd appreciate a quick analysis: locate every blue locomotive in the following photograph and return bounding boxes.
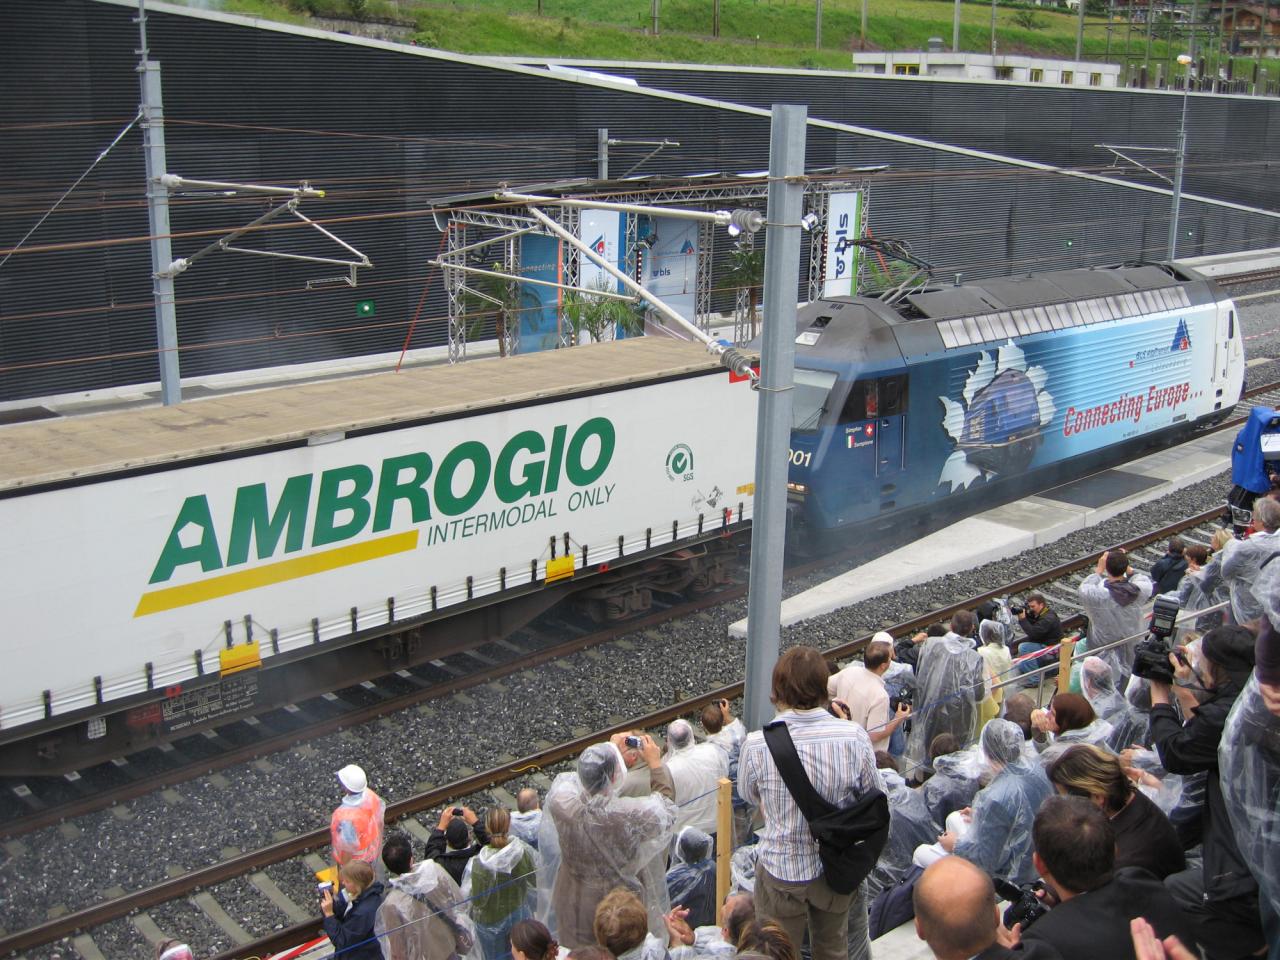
[783,263,1244,551]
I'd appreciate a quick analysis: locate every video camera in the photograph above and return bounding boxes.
[1132,594,1185,685]
[993,878,1049,931]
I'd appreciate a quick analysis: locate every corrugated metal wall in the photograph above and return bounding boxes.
[603,63,1280,213]
[0,1,1275,402]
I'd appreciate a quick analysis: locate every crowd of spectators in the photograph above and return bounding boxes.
[153,520,1279,960]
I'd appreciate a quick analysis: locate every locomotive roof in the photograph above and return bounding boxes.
[0,338,731,494]
[904,264,1182,320]
[794,262,1220,367]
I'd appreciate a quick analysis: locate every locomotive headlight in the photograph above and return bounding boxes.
[787,481,809,498]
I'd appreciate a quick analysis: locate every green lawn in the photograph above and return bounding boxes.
[212,0,1268,80]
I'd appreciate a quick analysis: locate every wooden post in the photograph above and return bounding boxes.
[1057,637,1076,695]
[715,777,733,925]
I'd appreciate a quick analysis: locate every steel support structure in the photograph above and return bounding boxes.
[805,190,831,303]
[743,105,808,733]
[696,218,715,334]
[445,224,470,362]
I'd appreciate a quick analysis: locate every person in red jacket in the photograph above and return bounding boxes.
[331,763,387,872]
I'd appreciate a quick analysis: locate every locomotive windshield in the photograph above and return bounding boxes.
[792,368,838,432]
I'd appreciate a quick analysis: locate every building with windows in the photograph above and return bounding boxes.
[850,51,1121,86]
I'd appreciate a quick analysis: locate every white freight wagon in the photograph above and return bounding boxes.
[0,338,758,773]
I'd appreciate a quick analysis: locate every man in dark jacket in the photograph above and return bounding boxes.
[1149,537,1189,595]
[1014,594,1063,680]
[321,859,386,960]
[1021,796,1197,960]
[1149,625,1263,959]
[424,805,489,886]
[913,857,1061,960]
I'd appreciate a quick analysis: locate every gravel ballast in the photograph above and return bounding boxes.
[9,291,1280,959]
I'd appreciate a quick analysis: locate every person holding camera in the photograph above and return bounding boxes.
[1149,625,1264,959]
[1078,550,1153,686]
[540,734,677,949]
[1016,796,1196,960]
[321,859,386,960]
[426,804,490,887]
[1012,594,1063,681]
[827,637,912,748]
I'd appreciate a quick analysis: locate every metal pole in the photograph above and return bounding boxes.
[597,128,609,180]
[1076,0,1086,61]
[816,0,823,49]
[861,0,868,47]
[991,0,999,57]
[1168,62,1190,259]
[954,0,962,51]
[1146,1,1155,78]
[651,0,660,35]
[137,0,181,405]
[1106,0,1114,61]
[1189,0,1199,59]
[743,104,807,733]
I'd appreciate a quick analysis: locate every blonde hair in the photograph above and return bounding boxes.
[339,859,374,897]
[486,806,511,849]
[1210,527,1233,552]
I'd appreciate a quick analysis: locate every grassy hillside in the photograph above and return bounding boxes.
[213,0,1233,78]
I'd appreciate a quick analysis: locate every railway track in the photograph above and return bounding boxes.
[5,497,1233,960]
[4,381,1277,959]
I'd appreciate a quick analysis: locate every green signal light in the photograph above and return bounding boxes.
[356,299,376,317]
[1065,239,1074,247]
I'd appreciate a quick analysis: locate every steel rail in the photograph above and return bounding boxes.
[4,382,1273,953]
[0,493,1230,957]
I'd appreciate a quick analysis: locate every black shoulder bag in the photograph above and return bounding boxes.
[762,720,890,895]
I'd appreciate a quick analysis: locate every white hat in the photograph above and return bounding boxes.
[337,764,367,794]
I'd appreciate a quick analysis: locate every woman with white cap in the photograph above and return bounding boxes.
[538,733,677,949]
[331,763,387,875]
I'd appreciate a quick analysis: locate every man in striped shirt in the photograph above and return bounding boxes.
[739,646,880,960]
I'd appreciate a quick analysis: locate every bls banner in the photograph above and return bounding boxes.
[641,216,699,327]
[579,210,626,296]
[822,192,862,298]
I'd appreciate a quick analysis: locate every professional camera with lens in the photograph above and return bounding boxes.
[993,878,1049,931]
[1132,594,1183,685]
[889,689,913,712]
[1009,602,1025,616]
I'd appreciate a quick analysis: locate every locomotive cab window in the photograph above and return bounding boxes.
[792,368,838,432]
[841,374,908,422]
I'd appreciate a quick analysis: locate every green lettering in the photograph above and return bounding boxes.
[566,417,615,486]
[434,441,491,516]
[494,430,546,503]
[372,453,433,532]
[149,495,223,584]
[544,424,567,493]
[226,475,312,566]
[312,464,373,547]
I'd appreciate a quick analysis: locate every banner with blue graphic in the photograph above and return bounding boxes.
[518,233,563,353]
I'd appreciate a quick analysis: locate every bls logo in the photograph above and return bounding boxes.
[1170,319,1191,352]
[679,239,696,255]
[591,234,607,256]
[665,443,695,482]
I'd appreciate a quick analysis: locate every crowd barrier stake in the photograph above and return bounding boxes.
[1057,638,1076,695]
[715,776,733,925]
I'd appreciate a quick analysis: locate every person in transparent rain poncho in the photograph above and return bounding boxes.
[665,827,717,930]
[915,719,1051,885]
[1030,692,1114,768]
[1080,656,1148,751]
[866,763,940,900]
[664,719,728,836]
[462,807,539,960]
[920,742,984,825]
[1078,549,1154,688]
[1220,557,1280,958]
[376,830,480,960]
[538,736,677,949]
[904,616,989,777]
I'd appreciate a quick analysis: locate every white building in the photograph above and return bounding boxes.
[850,50,1121,87]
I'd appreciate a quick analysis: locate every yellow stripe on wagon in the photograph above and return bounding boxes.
[133,530,420,617]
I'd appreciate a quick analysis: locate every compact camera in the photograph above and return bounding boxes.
[624,735,642,748]
[1132,595,1184,685]
[993,878,1049,931]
